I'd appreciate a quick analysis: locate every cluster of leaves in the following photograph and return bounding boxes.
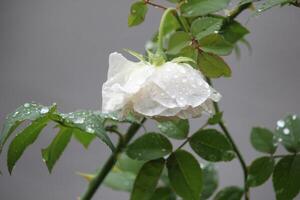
[81,115,245,200]
[249,114,300,200]
[0,102,140,173]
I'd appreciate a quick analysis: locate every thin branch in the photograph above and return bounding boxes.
[228,2,253,21]
[144,0,167,10]
[175,122,208,151]
[206,78,250,200]
[272,154,299,159]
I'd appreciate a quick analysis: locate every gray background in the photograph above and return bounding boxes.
[0,0,300,199]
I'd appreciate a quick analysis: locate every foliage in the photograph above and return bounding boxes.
[0,0,300,200]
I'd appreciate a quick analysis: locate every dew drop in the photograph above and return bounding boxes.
[86,127,95,134]
[214,30,219,34]
[74,118,85,124]
[40,107,49,114]
[292,115,297,120]
[24,103,30,108]
[277,120,285,128]
[278,138,283,142]
[283,128,290,135]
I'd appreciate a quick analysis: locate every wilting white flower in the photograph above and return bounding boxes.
[102,52,221,119]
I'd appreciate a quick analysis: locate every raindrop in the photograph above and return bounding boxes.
[292,115,297,120]
[277,120,285,128]
[24,103,30,108]
[86,127,95,134]
[214,30,219,34]
[40,107,49,114]
[283,128,290,135]
[278,138,283,142]
[74,118,85,124]
[13,111,19,117]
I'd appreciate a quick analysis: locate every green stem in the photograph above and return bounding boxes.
[81,119,146,200]
[206,78,250,200]
[158,8,176,52]
[228,2,253,21]
[176,122,208,151]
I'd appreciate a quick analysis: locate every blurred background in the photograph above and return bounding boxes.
[0,0,300,199]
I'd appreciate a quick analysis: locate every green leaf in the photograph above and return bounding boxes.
[167,150,202,200]
[250,127,277,154]
[198,52,231,78]
[41,126,73,173]
[126,133,172,161]
[116,153,145,174]
[150,187,176,200]
[214,186,244,200]
[208,112,223,125]
[105,170,136,191]
[247,156,275,187]
[221,21,249,44]
[73,129,95,149]
[171,56,196,64]
[0,103,56,154]
[273,155,300,200]
[128,1,148,27]
[239,0,253,6]
[124,49,146,62]
[7,116,50,173]
[167,31,191,55]
[275,115,300,153]
[199,34,233,56]
[130,158,165,200]
[191,17,223,40]
[59,110,114,151]
[157,119,189,140]
[104,154,145,191]
[181,0,231,17]
[201,163,219,200]
[189,129,235,162]
[175,46,199,66]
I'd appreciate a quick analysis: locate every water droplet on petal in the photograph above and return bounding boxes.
[182,78,187,83]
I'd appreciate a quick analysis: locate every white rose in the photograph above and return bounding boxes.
[102,52,221,119]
